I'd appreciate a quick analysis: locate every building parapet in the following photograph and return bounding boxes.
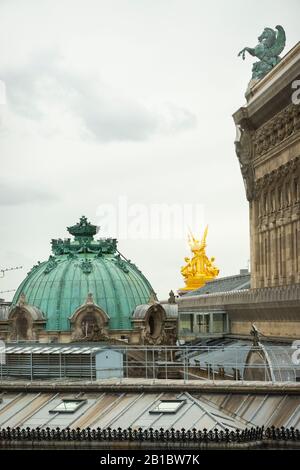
[179,284,300,308]
[0,378,299,394]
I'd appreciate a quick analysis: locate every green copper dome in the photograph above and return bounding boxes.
[12,216,156,331]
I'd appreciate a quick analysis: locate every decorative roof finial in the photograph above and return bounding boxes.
[168,290,176,304]
[67,216,99,241]
[148,292,157,305]
[17,292,27,307]
[250,323,261,346]
[85,293,95,304]
[51,217,117,257]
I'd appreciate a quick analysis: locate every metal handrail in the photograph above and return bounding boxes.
[0,344,299,383]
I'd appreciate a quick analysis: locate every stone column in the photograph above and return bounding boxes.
[297,219,300,283]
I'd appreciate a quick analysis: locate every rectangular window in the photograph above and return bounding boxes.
[196,314,210,334]
[213,313,227,333]
[180,314,193,333]
[150,400,185,414]
[49,399,87,414]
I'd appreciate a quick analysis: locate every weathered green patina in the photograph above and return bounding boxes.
[12,217,156,331]
[238,26,286,80]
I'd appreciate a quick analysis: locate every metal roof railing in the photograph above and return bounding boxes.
[0,343,299,383]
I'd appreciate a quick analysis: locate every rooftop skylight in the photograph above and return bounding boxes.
[150,400,185,414]
[49,399,86,414]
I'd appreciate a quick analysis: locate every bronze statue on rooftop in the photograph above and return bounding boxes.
[238,26,286,80]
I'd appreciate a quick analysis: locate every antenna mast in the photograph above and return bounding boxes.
[0,266,22,278]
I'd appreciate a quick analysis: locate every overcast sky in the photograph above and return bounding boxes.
[0,0,299,301]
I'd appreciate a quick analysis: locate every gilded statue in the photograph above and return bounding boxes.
[180,226,219,291]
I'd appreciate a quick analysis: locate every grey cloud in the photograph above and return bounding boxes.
[1,51,197,142]
[159,104,198,133]
[73,85,159,142]
[0,179,59,206]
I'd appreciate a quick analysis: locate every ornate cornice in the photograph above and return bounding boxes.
[254,104,300,158]
[234,103,300,202]
[255,156,300,196]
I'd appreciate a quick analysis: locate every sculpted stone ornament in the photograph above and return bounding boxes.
[148,292,158,304]
[164,326,177,345]
[235,125,255,201]
[80,323,109,342]
[85,292,94,304]
[168,290,176,304]
[250,323,261,347]
[238,26,286,80]
[140,325,166,345]
[69,292,110,342]
[17,292,27,307]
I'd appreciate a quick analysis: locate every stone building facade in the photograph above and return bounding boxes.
[233,42,300,288]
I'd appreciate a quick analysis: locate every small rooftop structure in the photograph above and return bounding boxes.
[185,271,250,296]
